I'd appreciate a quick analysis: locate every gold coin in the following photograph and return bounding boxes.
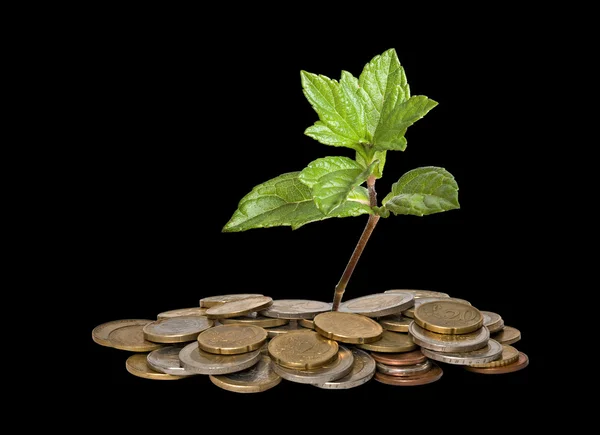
[157,307,207,319]
[414,301,483,335]
[206,296,273,319]
[108,324,163,352]
[313,311,383,344]
[298,318,314,329]
[385,289,450,299]
[198,324,268,355]
[491,326,521,345]
[467,345,520,368]
[92,319,152,347]
[403,297,471,318]
[264,321,302,337]
[125,354,186,380]
[357,331,417,353]
[268,330,338,369]
[200,294,264,308]
[219,315,288,328]
[378,314,412,332]
[209,355,281,393]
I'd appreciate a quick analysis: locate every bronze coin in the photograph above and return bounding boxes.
[464,351,529,374]
[370,349,427,366]
[374,362,443,386]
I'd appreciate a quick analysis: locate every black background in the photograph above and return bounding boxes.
[82,7,544,419]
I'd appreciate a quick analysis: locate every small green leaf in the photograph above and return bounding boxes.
[223,172,372,232]
[356,149,387,179]
[347,186,370,205]
[382,167,460,216]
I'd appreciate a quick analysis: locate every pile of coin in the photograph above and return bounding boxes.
[92,290,528,392]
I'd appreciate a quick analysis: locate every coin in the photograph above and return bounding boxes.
[464,351,529,374]
[209,355,281,393]
[374,362,443,386]
[108,324,163,352]
[357,331,417,353]
[205,296,273,319]
[370,349,427,366]
[403,297,471,319]
[157,307,208,319]
[200,294,264,308]
[271,345,354,384]
[491,326,521,345]
[409,322,489,352]
[421,339,503,365]
[264,321,302,337]
[378,314,412,332]
[92,319,153,347]
[385,289,450,299]
[298,318,314,329]
[143,316,214,343]
[147,345,198,376]
[125,354,186,380]
[468,345,520,368]
[259,299,332,319]
[339,292,414,317]
[179,341,261,375]
[376,360,432,377]
[268,330,339,369]
[313,311,383,344]
[481,311,504,333]
[313,349,376,390]
[197,324,267,355]
[414,301,483,334]
[219,315,288,328]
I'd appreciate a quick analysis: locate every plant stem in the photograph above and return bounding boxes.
[332,176,380,311]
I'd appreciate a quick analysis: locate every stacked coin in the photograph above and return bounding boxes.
[371,349,443,386]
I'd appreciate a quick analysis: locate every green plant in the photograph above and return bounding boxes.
[223,49,460,310]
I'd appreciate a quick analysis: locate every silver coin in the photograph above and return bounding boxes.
[402,297,471,318]
[259,299,332,319]
[378,313,413,332]
[481,311,504,333]
[209,355,281,393]
[147,345,198,376]
[409,322,489,352]
[271,345,354,384]
[339,292,414,317]
[179,342,261,375]
[142,316,213,343]
[205,296,273,319]
[200,294,264,308]
[421,339,503,365]
[157,307,207,319]
[264,320,301,337]
[313,348,376,390]
[385,289,450,299]
[376,360,432,376]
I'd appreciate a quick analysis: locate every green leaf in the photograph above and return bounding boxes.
[347,186,370,205]
[356,149,387,179]
[223,172,372,232]
[382,167,460,216]
[301,71,366,150]
[299,157,377,214]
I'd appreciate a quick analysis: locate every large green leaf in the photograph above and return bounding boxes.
[382,167,460,216]
[299,157,377,214]
[223,172,372,232]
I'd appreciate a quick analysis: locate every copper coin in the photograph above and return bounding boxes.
[370,349,427,366]
[374,362,443,386]
[464,351,529,374]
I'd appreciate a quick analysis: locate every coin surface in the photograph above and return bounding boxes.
[370,349,427,366]
[200,294,264,308]
[209,355,281,393]
[206,296,273,319]
[179,342,261,375]
[374,362,443,386]
[409,322,489,352]
[92,319,152,347]
[125,354,186,380]
[378,314,413,332]
[481,311,504,333]
[491,326,521,345]
[108,324,163,352]
[403,297,472,319]
[314,311,383,344]
[264,321,302,337]
[298,318,314,329]
[143,316,214,343]
[385,289,450,299]
[219,315,288,328]
[157,307,208,319]
[464,351,529,374]
[339,292,414,317]
[313,348,376,390]
[421,339,503,365]
[357,331,417,353]
[414,301,483,334]
[271,345,354,384]
[147,345,198,376]
[467,345,520,368]
[197,324,267,355]
[376,360,432,377]
[259,299,332,319]
[268,330,339,369]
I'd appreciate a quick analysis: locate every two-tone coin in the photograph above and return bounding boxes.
[147,345,198,376]
[200,294,264,308]
[421,339,503,365]
[271,346,354,384]
[268,330,338,369]
[370,349,427,366]
[409,322,489,352]
[340,292,414,317]
[157,307,207,319]
[209,355,281,393]
[219,315,288,328]
[206,296,273,319]
[125,354,186,380]
[313,311,383,344]
[491,326,521,345]
[374,362,443,386]
[92,319,152,347]
[481,311,504,333]
[260,299,331,319]
[402,297,471,318]
[143,316,213,343]
[378,314,412,332]
[465,352,529,374]
[313,349,376,390]
[414,301,483,334]
[179,342,261,375]
[108,324,163,352]
[357,331,417,353]
[376,360,432,377]
[197,324,267,355]
[467,345,520,368]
